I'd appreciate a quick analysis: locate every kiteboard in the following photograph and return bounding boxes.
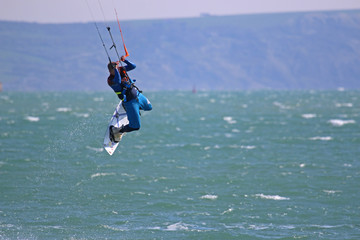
[103,101,128,155]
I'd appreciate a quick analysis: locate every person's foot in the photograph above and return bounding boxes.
[110,125,124,143]
[109,126,116,142]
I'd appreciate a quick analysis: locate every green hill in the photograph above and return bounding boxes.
[1,10,359,91]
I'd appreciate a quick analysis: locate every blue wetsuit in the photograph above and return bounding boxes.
[107,60,152,132]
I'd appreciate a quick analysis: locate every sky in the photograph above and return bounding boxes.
[0,0,360,23]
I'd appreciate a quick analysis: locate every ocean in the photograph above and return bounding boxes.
[0,90,359,239]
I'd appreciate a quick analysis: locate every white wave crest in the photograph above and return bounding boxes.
[323,190,341,194]
[74,113,90,118]
[200,194,218,200]
[241,145,256,149]
[229,144,256,149]
[91,172,116,179]
[86,146,103,152]
[56,107,72,112]
[302,113,317,119]
[102,224,127,232]
[221,208,234,215]
[25,116,40,122]
[166,222,189,231]
[223,116,236,124]
[93,97,104,102]
[335,103,353,108]
[255,194,290,200]
[309,136,333,141]
[273,101,291,109]
[328,119,355,127]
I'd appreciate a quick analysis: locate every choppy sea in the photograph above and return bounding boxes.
[0,90,359,240]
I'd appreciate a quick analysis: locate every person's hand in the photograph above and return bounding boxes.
[120,55,126,61]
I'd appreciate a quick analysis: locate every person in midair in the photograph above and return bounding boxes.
[107,56,152,142]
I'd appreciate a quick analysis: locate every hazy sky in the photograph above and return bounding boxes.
[1,0,360,23]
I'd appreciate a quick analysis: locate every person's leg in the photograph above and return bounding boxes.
[124,99,141,130]
[111,94,152,138]
[112,99,140,135]
[138,93,152,111]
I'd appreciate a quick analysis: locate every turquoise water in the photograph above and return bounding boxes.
[0,91,359,239]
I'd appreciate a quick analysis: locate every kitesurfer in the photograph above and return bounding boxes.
[107,56,152,141]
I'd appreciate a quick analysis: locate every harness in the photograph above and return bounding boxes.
[118,69,143,101]
[108,65,142,101]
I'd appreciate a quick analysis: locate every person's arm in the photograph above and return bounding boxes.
[113,69,125,100]
[123,59,136,72]
[113,67,121,84]
[120,55,136,72]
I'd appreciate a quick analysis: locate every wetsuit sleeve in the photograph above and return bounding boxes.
[113,68,121,84]
[123,60,136,72]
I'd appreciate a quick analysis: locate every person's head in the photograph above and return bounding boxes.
[107,62,117,74]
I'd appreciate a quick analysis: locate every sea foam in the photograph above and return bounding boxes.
[166,222,189,231]
[328,119,355,127]
[91,173,116,179]
[302,113,317,119]
[223,116,236,124]
[309,136,333,141]
[200,194,218,200]
[56,107,72,112]
[25,116,40,122]
[335,103,353,108]
[255,194,290,200]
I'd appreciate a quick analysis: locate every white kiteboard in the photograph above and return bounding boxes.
[103,100,129,155]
